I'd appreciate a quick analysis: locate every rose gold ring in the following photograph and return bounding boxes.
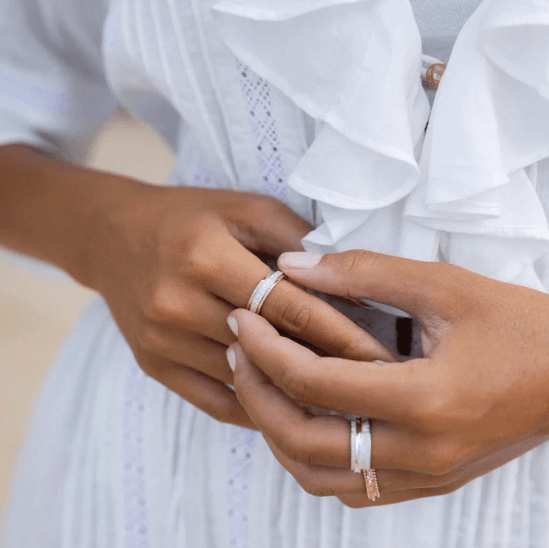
[246,271,286,315]
[362,469,380,501]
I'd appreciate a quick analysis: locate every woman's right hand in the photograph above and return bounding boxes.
[90,184,395,428]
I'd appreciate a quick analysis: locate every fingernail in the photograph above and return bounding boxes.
[374,360,385,365]
[279,252,322,269]
[227,316,238,337]
[227,347,236,372]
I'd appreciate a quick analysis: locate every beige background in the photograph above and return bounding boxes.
[0,110,175,522]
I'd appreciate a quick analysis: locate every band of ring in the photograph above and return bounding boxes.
[350,418,359,472]
[350,417,380,501]
[357,418,372,470]
[362,469,380,501]
[246,271,286,314]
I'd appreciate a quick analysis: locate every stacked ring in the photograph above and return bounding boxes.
[350,418,380,501]
[246,271,286,315]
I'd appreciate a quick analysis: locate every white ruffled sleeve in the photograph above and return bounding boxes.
[0,0,118,161]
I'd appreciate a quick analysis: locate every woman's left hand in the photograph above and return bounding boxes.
[226,250,549,507]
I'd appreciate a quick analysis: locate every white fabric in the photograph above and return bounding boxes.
[4,298,549,548]
[212,0,549,299]
[3,0,549,546]
[0,0,119,281]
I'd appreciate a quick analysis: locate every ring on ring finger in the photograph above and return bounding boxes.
[350,417,380,501]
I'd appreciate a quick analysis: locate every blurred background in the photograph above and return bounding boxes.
[0,109,175,522]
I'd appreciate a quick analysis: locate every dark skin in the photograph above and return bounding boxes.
[228,250,549,506]
[0,145,394,428]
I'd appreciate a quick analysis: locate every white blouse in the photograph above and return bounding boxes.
[2,0,549,298]
[2,1,549,547]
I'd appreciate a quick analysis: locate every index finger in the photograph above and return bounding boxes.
[207,238,396,362]
[230,308,435,425]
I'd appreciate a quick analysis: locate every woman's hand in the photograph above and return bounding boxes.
[91,190,394,429]
[228,250,549,503]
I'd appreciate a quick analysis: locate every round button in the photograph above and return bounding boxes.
[426,63,446,89]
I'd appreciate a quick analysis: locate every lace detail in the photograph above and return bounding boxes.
[123,359,149,548]
[227,65,288,546]
[236,58,287,202]
[227,426,257,548]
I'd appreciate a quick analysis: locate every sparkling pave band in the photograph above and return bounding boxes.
[363,469,380,501]
[246,271,286,315]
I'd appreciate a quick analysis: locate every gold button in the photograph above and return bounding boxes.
[426,63,446,89]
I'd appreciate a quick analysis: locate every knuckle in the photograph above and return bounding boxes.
[184,245,215,282]
[430,480,465,497]
[338,250,380,298]
[422,442,464,476]
[137,324,166,354]
[412,386,459,435]
[276,298,314,337]
[232,378,257,407]
[142,285,179,324]
[341,250,378,277]
[420,469,462,489]
[296,472,333,498]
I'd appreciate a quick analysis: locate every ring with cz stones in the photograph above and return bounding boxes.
[246,271,287,315]
[363,469,380,501]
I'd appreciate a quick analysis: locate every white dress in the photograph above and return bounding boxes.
[2,0,549,546]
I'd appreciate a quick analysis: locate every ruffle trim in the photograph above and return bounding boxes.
[211,0,365,20]
[212,0,429,212]
[213,0,549,300]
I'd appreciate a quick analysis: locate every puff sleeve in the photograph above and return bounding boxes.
[0,0,118,161]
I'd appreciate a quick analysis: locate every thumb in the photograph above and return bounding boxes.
[278,250,451,320]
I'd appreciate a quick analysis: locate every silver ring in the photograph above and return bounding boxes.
[350,418,361,473]
[357,418,372,470]
[246,271,286,315]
